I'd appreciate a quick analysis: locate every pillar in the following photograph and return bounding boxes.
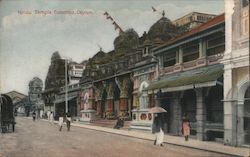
[174,46,183,72]
[223,65,237,146]
[178,46,183,63]
[97,99,102,115]
[197,39,207,66]
[198,39,206,58]
[77,96,80,117]
[89,98,95,110]
[237,101,244,145]
[107,98,114,112]
[119,97,128,117]
[171,92,182,135]
[196,88,207,141]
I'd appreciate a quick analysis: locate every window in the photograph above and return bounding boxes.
[75,65,83,69]
[163,49,176,67]
[182,41,199,62]
[142,47,149,56]
[243,0,249,7]
[206,33,225,56]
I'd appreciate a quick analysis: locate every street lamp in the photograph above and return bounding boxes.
[63,57,72,114]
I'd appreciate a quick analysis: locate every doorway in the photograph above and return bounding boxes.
[244,86,250,144]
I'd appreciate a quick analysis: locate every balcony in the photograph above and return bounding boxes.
[160,53,223,75]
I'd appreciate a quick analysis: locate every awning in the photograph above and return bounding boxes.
[146,64,223,93]
[54,96,77,104]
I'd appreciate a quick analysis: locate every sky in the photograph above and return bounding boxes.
[0,0,224,95]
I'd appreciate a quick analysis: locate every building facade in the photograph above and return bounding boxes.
[222,0,249,146]
[144,14,225,141]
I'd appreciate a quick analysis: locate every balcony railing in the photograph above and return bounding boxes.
[160,53,223,75]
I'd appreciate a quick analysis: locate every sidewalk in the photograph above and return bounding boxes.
[32,118,250,157]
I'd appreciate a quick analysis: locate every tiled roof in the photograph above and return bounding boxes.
[154,13,225,51]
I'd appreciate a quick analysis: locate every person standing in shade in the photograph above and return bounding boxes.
[152,113,165,146]
[40,110,44,119]
[32,111,36,122]
[182,114,191,141]
[66,112,71,131]
[58,113,64,131]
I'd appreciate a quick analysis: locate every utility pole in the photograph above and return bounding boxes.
[65,59,68,113]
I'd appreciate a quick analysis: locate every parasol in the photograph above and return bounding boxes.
[148,106,167,113]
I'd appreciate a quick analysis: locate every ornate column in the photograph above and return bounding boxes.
[97,99,102,115]
[106,82,114,119]
[95,85,103,116]
[119,78,129,118]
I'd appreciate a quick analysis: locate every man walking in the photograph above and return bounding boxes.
[32,111,36,122]
[58,113,64,131]
[50,111,54,124]
[66,112,71,131]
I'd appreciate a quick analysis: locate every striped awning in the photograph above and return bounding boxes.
[146,64,223,94]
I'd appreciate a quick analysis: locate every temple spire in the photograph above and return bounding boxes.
[162,10,165,17]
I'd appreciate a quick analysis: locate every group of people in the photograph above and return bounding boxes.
[31,110,46,121]
[32,110,72,132]
[58,113,71,132]
[152,113,191,146]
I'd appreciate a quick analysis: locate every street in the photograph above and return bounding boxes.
[0,118,234,157]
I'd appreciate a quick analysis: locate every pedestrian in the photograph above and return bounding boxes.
[32,111,36,122]
[66,112,71,131]
[47,111,51,121]
[59,113,64,131]
[182,114,191,141]
[152,113,165,146]
[40,110,44,119]
[50,111,54,124]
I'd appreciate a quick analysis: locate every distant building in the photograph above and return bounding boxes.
[42,51,66,113]
[28,77,44,116]
[68,61,86,85]
[5,91,28,116]
[173,12,216,30]
[5,90,27,106]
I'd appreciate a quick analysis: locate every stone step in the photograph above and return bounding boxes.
[92,119,131,129]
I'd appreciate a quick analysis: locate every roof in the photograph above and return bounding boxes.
[5,91,28,105]
[146,64,223,92]
[5,91,27,98]
[154,13,225,52]
[173,12,216,23]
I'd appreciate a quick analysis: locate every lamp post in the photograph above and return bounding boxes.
[0,93,2,130]
[65,58,68,113]
[63,57,71,114]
